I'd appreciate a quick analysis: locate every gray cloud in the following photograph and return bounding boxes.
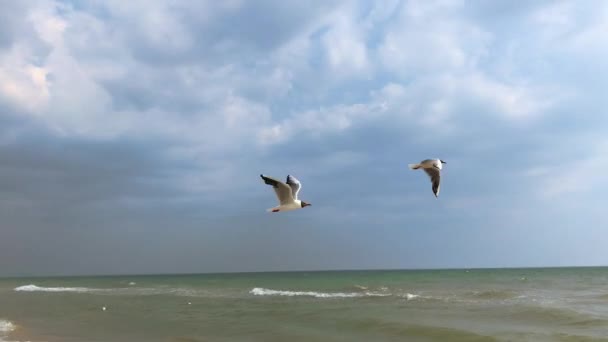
[0,1,32,49]
[1,0,608,276]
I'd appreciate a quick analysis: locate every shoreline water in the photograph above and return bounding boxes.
[0,319,15,342]
[1,267,608,341]
[0,320,38,342]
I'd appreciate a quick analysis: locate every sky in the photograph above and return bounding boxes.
[1,0,607,277]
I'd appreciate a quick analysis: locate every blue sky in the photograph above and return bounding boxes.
[0,0,607,276]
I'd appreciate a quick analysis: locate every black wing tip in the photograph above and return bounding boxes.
[261,174,279,187]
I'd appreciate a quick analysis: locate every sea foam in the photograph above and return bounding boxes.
[405,293,420,300]
[249,287,389,298]
[14,284,92,293]
[0,320,16,342]
[0,320,15,333]
[13,284,216,298]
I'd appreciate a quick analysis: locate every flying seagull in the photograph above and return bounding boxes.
[408,159,446,198]
[260,174,311,212]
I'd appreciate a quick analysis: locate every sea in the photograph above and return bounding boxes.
[1,267,608,341]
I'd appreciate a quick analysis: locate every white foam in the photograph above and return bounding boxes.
[249,287,389,298]
[405,293,420,300]
[250,287,359,298]
[14,284,205,297]
[0,320,15,333]
[14,284,92,293]
[0,320,16,342]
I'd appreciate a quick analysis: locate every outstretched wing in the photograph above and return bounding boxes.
[423,168,441,198]
[285,175,302,200]
[260,174,295,205]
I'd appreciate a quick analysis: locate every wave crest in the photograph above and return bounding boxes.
[14,284,92,293]
[0,320,15,333]
[0,320,16,342]
[404,293,420,300]
[249,287,390,298]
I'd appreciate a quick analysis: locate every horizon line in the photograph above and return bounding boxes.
[2,264,607,280]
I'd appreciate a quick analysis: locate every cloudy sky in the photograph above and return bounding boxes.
[1,0,607,276]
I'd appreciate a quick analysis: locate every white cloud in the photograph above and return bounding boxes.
[529,1,608,60]
[258,99,389,146]
[456,72,555,121]
[2,0,608,274]
[0,0,284,144]
[528,140,608,198]
[378,71,554,128]
[321,6,370,76]
[378,0,489,75]
[0,0,600,153]
[257,64,557,146]
[0,49,50,113]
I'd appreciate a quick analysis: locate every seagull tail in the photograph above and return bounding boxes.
[408,163,421,170]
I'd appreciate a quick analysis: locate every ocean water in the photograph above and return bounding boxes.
[1,268,608,341]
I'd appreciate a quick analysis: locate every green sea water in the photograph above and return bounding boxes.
[1,267,608,341]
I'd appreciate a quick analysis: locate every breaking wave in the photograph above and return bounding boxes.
[0,320,16,342]
[249,287,391,298]
[404,293,420,300]
[0,320,15,334]
[13,284,427,302]
[14,285,93,293]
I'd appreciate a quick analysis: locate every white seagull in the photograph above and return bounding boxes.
[260,174,311,212]
[408,159,446,198]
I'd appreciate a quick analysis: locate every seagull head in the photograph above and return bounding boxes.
[301,201,311,208]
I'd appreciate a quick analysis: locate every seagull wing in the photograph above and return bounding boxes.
[260,174,295,205]
[423,168,441,197]
[285,175,302,200]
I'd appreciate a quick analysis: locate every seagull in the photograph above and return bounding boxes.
[408,159,446,198]
[260,174,311,212]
